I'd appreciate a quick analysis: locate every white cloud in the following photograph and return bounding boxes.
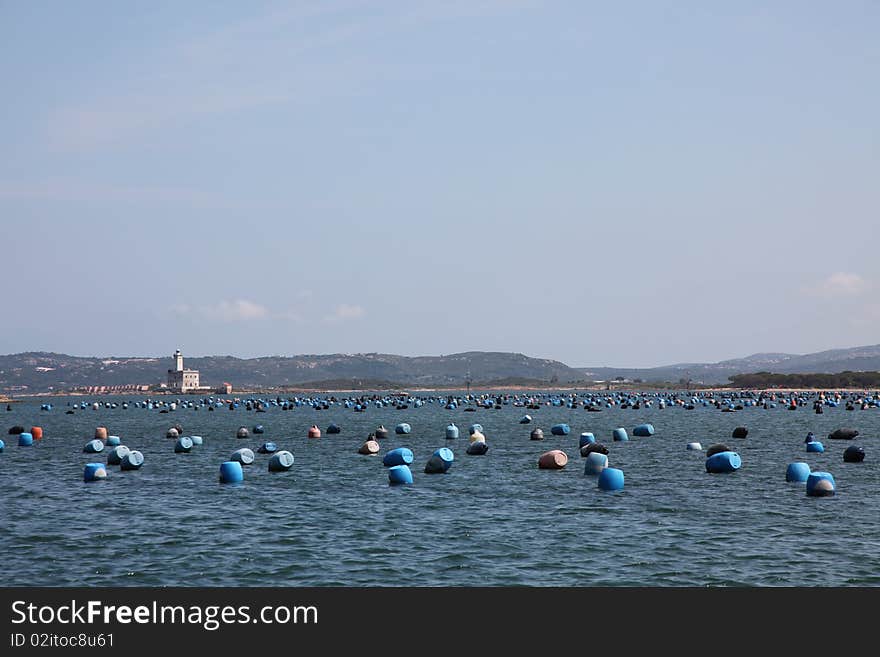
[171,299,269,322]
[809,272,868,298]
[323,304,366,323]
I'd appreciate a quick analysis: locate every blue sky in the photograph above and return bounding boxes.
[1,1,878,367]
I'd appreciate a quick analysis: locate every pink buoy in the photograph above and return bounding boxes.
[308,425,321,439]
[358,440,380,455]
[538,449,568,470]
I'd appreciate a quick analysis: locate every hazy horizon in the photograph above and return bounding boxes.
[3,2,877,368]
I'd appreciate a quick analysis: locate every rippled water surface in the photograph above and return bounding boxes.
[2,395,878,586]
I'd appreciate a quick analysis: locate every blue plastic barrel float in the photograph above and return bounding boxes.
[632,423,654,437]
[612,428,628,442]
[83,463,108,482]
[174,436,194,453]
[268,451,294,472]
[106,445,130,465]
[785,462,811,482]
[551,423,570,436]
[106,435,121,447]
[383,447,414,467]
[231,448,255,465]
[219,461,244,484]
[388,464,413,485]
[395,423,411,435]
[120,450,144,471]
[190,435,203,445]
[705,451,742,473]
[466,441,489,455]
[598,467,625,491]
[326,423,341,434]
[83,439,104,453]
[18,432,34,447]
[0,438,4,452]
[445,423,460,439]
[806,441,825,453]
[806,472,835,497]
[424,448,454,474]
[579,432,596,447]
[257,442,278,454]
[584,452,608,476]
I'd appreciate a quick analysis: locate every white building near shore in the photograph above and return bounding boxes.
[167,349,201,393]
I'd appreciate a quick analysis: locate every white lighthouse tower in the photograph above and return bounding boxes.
[167,349,200,393]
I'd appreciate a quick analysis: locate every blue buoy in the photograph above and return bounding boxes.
[388,464,413,485]
[584,452,608,476]
[231,447,255,465]
[219,461,244,483]
[445,423,460,439]
[706,451,742,473]
[598,467,624,491]
[0,439,4,451]
[253,425,265,434]
[83,462,108,482]
[106,445,130,465]
[395,423,411,435]
[424,447,454,474]
[326,423,341,434]
[551,423,570,436]
[469,424,483,435]
[120,450,144,470]
[383,447,414,467]
[806,441,825,453]
[786,462,811,482]
[806,472,835,497]
[18,432,34,447]
[106,435,121,447]
[519,415,532,424]
[268,451,294,471]
[257,441,278,454]
[190,435,203,445]
[633,423,655,437]
[174,436,194,453]
[83,439,104,453]
[579,432,596,447]
[612,428,628,442]
[466,441,489,455]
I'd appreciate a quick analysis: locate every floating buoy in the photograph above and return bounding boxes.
[30,426,43,440]
[538,449,568,470]
[166,428,179,439]
[105,435,121,447]
[519,415,532,424]
[551,423,570,436]
[732,427,748,439]
[219,461,244,483]
[231,448,255,465]
[584,452,608,476]
[383,447,414,467]
[106,445,130,465]
[308,425,321,439]
[469,430,486,443]
[424,448,454,474]
[786,462,811,482]
[705,443,731,458]
[843,445,865,463]
[828,428,859,440]
[120,450,144,470]
[257,441,278,454]
[83,463,108,482]
[580,442,609,457]
[686,442,702,451]
[806,472,835,497]
[598,467,624,491]
[530,428,545,441]
[18,432,34,447]
[706,451,741,473]
[612,427,628,442]
[388,464,413,485]
[632,423,654,437]
[326,423,341,434]
[8,425,24,435]
[579,432,596,447]
[375,425,389,439]
[395,423,411,435]
[268,451,294,471]
[0,439,4,451]
[40,404,51,411]
[190,435,203,445]
[83,439,104,453]
[253,425,265,434]
[806,441,825,453]
[466,441,489,455]
[236,426,249,439]
[174,436,194,453]
[468,424,483,435]
[95,426,108,440]
[445,423,459,439]
[358,440,380,455]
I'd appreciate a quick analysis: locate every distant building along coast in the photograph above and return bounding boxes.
[166,349,232,395]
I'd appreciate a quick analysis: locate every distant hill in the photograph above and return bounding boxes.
[0,351,585,393]
[578,344,880,384]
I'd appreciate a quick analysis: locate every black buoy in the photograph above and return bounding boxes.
[843,445,865,463]
[732,427,748,439]
[828,428,859,440]
[706,443,731,458]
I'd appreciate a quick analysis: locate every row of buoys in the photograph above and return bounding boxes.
[786,462,837,496]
